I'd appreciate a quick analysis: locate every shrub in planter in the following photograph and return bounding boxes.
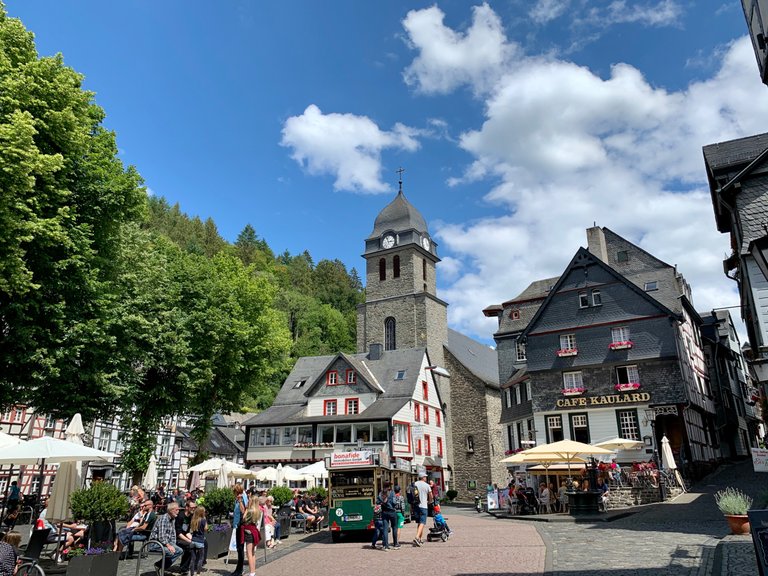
[201,487,234,523]
[268,486,294,508]
[70,482,129,546]
[446,490,458,502]
[307,486,327,500]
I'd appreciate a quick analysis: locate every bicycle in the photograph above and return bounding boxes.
[15,561,45,576]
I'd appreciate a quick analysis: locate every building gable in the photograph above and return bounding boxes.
[305,353,382,398]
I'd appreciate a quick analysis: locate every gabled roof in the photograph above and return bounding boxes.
[177,426,239,457]
[244,347,431,427]
[503,367,528,388]
[303,352,384,396]
[520,248,681,339]
[445,329,499,387]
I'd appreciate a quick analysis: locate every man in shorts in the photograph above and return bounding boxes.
[412,474,432,547]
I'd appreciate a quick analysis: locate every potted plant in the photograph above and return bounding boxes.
[68,482,129,576]
[714,487,753,534]
[199,486,235,558]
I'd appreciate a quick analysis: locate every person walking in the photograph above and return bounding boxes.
[412,473,432,547]
[377,483,399,550]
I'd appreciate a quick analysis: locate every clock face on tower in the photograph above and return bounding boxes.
[382,235,395,249]
[421,237,430,251]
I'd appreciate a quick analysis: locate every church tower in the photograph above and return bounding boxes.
[356,186,448,369]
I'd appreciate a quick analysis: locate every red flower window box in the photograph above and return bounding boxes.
[562,387,586,396]
[615,382,641,392]
[609,341,634,350]
[557,348,578,357]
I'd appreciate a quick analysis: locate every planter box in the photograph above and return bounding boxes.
[556,349,578,357]
[615,383,641,392]
[562,389,586,397]
[207,528,231,558]
[609,341,633,350]
[66,551,119,576]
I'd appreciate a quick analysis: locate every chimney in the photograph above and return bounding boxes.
[368,343,383,361]
[586,226,608,263]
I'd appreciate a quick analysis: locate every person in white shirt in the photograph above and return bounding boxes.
[411,474,432,547]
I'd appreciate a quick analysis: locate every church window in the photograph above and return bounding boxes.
[326,371,339,386]
[379,258,386,281]
[422,259,427,281]
[346,370,356,384]
[393,255,400,278]
[466,435,475,452]
[323,400,337,416]
[385,317,396,350]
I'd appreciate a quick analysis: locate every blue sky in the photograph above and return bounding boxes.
[6,1,767,344]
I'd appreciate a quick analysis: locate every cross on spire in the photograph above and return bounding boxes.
[396,167,405,193]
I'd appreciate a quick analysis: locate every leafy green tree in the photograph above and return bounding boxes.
[0,8,144,415]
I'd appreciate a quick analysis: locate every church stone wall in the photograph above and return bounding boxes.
[445,349,496,502]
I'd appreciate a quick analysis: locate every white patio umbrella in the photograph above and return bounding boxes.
[0,435,115,465]
[254,466,278,483]
[280,465,312,483]
[217,462,229,489]
[0,431,24,449]
[45,414,88,521]
[296,460,328,479]
[661,435,686,492]
[594,437,644,451]
[276,463,284,486]
[188,457,228,473]
[143,454,158,491]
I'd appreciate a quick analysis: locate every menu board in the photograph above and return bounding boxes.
[748,510,768,576]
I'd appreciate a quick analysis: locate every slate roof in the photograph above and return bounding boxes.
[177,426,239,457]
[368,191,428,239]
[445,328,499,387]
[503,367,528,388]
[493,276,559,336]
[702,132,768,172]
[244,347,429,427]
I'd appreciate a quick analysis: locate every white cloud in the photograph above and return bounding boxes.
[576,0,683,28]
[529,0,571,24]
[400,4,767,340]
[280,104,420,194]
[402,3,517,95]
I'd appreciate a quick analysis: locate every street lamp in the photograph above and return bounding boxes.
[643,408,666,502]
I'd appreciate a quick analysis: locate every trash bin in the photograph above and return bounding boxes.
[278,504,292,540]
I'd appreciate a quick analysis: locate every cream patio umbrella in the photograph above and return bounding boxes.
[594,437,644,451]
[254,466,279,484]
[188,457,229,473]
[501,452,588,487]
[45,414,89,521]
[143,454,159,491]
[519,439,614,481]
[0,431,23,449]
[661,435,686,492]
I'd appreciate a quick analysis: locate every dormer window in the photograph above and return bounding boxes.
[395,369,406,380]
[293,379,307,389]
[346,370,356,384]
[326,371,339,386]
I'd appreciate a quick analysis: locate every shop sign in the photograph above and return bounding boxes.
[555,391,651,408]
[330,450,373,467]
[752,448,768,473]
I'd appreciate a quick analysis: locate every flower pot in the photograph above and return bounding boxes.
[206,527,231,558]
[724,514,750,535]
[66,551,119,576]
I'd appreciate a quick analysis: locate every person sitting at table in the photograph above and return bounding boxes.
[0,531,21,576]
[597,476,610,511]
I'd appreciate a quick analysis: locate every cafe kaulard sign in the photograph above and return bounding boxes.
[556,391,651,408]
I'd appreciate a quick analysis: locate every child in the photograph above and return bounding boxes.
[370,503,385,550]
[393,485,406,529]
[432,504,453,535]
[188,504,207,576]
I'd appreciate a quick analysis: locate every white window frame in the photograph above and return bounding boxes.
[515,340,527,361]
[563,371,583,389]
[525,380,532,401]
[592,289,602,306]
[616,365,640,385]
[505,389,512,408]
[560,334,577,350]
[346,398,359,415]
[97,429,111,452]
[327,371,338,385]
[393,423,409,445]
[617,410,640,440]
[346,370,356,384]
[579,292,589,308]
[515,387,521,404]
[611,326,630,343]
[572,414,588,428]
[644,281,658,291]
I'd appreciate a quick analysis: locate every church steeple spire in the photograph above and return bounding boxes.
[397,166,405,194]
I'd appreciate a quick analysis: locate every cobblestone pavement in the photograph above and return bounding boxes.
[25,460,765,576]
[520,459,764,576]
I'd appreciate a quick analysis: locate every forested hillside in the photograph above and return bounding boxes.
[144,196,365,410]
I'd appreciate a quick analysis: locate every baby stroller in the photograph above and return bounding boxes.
[426,506,451,542]
[516,487,539,515]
